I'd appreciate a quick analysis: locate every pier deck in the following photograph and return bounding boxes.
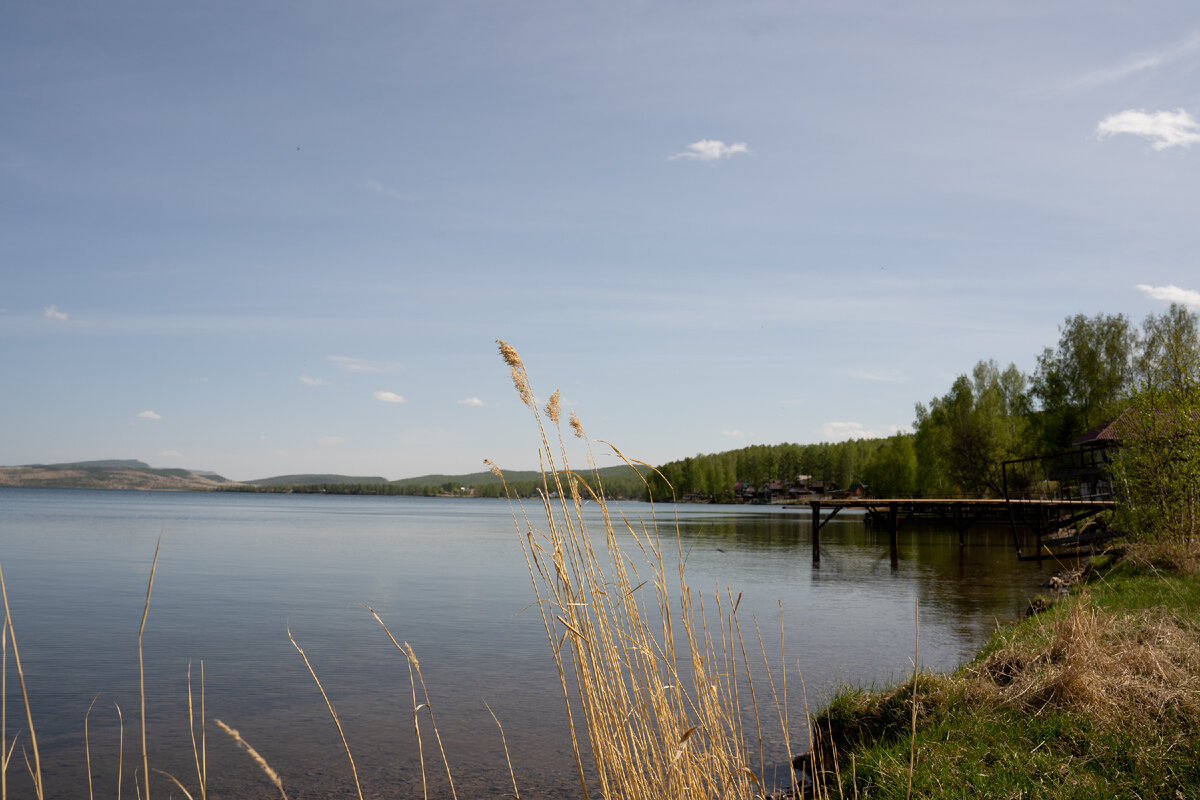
[784,497,1117,564]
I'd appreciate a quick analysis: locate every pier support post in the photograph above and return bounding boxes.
[889,502,899,568]
[811,501,821,566]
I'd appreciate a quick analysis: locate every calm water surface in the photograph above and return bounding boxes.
[0,488,1052,798]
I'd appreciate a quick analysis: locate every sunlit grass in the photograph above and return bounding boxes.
[812,561,1200,798]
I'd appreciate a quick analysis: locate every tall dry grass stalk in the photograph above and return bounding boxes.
[138,537,161,800]
[485,701,520,800]
[493,340,803,800]
[2,585,7,800]
[187,662,206,800]
[116,701,124,800]
[84,696,98,800]
[287,625,364,800]
[906,599,918,800]
[362,604,459,800]
[214,720,288,800]
[0,558,43,800]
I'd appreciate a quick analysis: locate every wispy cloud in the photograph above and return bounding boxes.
[819,421,905,442]
[138,410,162,420]
[1068,31,1200,89]
[316,435,345,445]
[1097,109,1200,150]
[670,140,750,161]
[157,449,181,457]
[327,355,401,373]
[721,429,747,438]
[1137,283,1200,308]
[43,305,69,320]
[459,397,484,407]
[363,178,406,199]
[374,390,406,403]
[300,374,329,386]
[844,367,906,383]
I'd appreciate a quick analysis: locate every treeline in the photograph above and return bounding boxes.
[646,440,886,503]
[220,465,650,500]
[221,304,1199,508]
[653,304,1200,502]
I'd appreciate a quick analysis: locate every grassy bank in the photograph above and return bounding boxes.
[807,546,1200,799]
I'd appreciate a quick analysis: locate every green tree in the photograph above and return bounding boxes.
[1031,312,1137,450]
[862,433,918,497]
[1108,385,1200,545]
[1110,304,1200,545]
[914,360,1030,495]
[1137,303,1200,395]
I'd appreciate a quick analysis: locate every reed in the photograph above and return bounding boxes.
[492,340,815,800]
[186,661,206,800]
[214,720,287,800]
[0,558,43,800]
[361,603,459,800]
[138,537,160,800]
[287,624,364,800]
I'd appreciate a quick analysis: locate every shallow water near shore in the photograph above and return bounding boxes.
[0,487,1053,798]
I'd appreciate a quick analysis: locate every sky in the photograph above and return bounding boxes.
[3,1,1200,482]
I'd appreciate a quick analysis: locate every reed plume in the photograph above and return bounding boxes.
[494,341,803,800]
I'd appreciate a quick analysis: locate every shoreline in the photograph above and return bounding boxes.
[798,551,1200,798]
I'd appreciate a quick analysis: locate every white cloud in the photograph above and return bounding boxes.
[720,429,746,437]
[1096,109,1200,150]
[300,374,329,386]
[190,377,209,383]
[374,390,406,403]
[317,435,345,445]
[327,355,401,373]
[138,410,162,420]
[43,305,69,320]
[670,140,750,162]
[157,449,182,457]
[1137,283,1200,308]
[459,397,484,407]
[259,434,268,441]
[819,421,906,442]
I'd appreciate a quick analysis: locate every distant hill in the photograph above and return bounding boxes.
[0,460,238,491]
[247,474,390,487]
[390,465,643,487]
[46,458,154,470]
[0,460,645,496]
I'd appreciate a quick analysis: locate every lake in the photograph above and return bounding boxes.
[0,488,1053,799]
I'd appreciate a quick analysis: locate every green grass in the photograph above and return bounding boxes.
[810,548,1200,799]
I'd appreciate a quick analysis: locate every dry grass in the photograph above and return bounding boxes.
[1122,538,1200,575]
[493,340,807,800]
[969,594,1200,728]
[812,565,1200,797]
[214,719,288,799]
[0,534,495,800]
[0,556,44,800]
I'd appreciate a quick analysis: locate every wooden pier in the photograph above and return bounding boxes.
[785,497,1117,565]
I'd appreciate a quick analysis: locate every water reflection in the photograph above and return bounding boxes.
[0,490,1051,800]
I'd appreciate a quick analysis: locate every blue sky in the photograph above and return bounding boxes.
[3,1,1199,482]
